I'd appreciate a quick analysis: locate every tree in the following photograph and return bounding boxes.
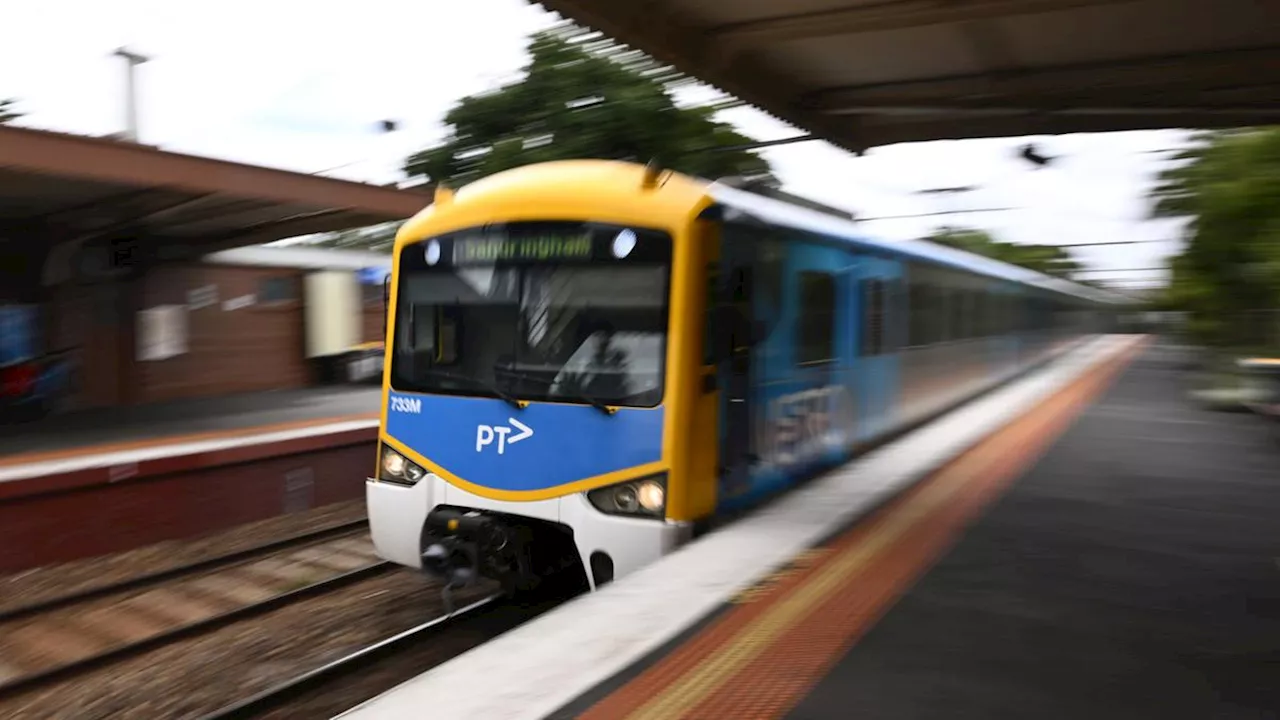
[924,226,1084,280]
[305,221,402,254]
[0,98,21,124]
[1147,127,1280,349]
[405,24,775,189]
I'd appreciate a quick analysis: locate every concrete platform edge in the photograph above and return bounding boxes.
[0,419,380,489]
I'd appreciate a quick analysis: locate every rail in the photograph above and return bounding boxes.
[198,593,507,720]
[0,519,369,624]
[0,523,390,701]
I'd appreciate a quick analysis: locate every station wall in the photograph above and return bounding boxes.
[361,283,386,345]
[136,263,310,404]
[30,252,388,413]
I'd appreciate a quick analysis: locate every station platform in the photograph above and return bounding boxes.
[0,387,381,574]
[338,335,1280,720]
[0,385,380,462]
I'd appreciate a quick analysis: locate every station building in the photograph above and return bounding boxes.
[0,124,428,419]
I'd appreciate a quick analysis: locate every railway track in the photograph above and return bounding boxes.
[0,519,370,624]
[199,593,508,720]
[197,586,573,720]
[0,520,391,700]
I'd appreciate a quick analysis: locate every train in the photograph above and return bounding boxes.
[366,159,1122,596]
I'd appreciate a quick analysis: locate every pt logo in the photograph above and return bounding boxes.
[475,418,534,455]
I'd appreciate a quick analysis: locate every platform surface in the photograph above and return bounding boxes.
[776,342,1280,720]
[557,341,1280,720]
[0,385,382,572]
[0,386,380,462]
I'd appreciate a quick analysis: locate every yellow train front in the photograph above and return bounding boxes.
[368,161,719,594]
[367,159,1116,595]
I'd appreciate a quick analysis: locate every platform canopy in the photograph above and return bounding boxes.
[539,0,1280,152]
[0,124,430,250]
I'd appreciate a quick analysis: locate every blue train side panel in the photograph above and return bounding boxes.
[702,178,1114,516]
[853,254,903,441]
[384,392,663,493]
[716,237,901,512]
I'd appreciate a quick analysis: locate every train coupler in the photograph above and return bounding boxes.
[421,507,536,606]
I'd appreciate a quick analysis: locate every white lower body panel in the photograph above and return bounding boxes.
[365,474,692,589]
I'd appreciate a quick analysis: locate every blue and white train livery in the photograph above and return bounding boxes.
[365,160,1119,595]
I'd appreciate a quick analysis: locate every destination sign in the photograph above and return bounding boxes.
[452,234,593,264]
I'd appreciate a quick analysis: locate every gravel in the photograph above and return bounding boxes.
[255,593,568,720]
[0,532,384,686]
[0,570,501,719]
[0,500,368,614]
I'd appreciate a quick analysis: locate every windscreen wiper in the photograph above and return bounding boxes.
[419,368,526,410]
[493,366,616,415]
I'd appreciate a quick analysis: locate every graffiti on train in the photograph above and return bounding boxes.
[754,383,856,469]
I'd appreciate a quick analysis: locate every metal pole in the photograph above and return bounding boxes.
[113,47,150,142]
[915,186,978,226]
[311,120,400,180]
[858,207,1013,221]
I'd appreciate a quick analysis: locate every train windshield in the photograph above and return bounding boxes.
[390,221,671,408]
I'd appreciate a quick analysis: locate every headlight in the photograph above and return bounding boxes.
[587,474,667,518]
[379,446,427,486]
[636,480,664,512]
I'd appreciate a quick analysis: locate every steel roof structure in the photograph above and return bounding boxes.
[0,124,430,251]
[539,0,1280,152]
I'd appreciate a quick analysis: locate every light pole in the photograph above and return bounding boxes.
[112,47,150,142]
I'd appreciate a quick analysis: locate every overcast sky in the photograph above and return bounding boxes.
[0,0,1191,289]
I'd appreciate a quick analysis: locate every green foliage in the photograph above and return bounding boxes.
[306,221,402,253]
[405,23,775,188]
[1148,127,1280,349]
[924,226,1083,280]
[0,98,21,124]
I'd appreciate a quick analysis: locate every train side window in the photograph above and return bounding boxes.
[984,292,993,335]
[972,291,983,336]
[919,281,942,346]
[930,284,945,344]
[983,291,993,336]
[860,278,885,356]
[797,271,835,365]
[989,292,999,334]
[932,285,947,342]
[908,280,927,347]
[977,291,989,336]
[887,277,904,352]
[963,291,972,338]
